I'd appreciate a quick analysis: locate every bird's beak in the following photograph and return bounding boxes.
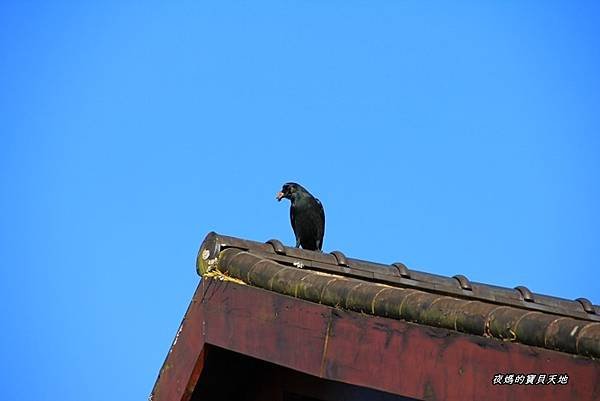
[276,192,284,201]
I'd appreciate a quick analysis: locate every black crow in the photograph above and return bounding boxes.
[276,182,325,251]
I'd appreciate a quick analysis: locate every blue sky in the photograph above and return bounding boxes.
[1,2,599,400]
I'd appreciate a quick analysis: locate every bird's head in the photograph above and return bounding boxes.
[276,182,305,202]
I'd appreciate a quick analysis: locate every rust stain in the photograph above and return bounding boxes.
[319,311,333,378]
[423,380,436,401]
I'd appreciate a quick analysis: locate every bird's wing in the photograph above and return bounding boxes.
[316,198,325,227]
[315,198,325,250]
[290,203,296,233]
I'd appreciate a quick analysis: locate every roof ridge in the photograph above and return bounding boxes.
[197,236,600,358]
[197,232,599,322]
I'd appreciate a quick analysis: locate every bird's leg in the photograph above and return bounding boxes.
[295,238,301,248]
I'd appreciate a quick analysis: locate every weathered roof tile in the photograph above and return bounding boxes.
[197,232,600,358]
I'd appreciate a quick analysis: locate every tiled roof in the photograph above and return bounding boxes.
[196,232,600,359]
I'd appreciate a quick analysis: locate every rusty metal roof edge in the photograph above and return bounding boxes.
[196,232,600,322]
